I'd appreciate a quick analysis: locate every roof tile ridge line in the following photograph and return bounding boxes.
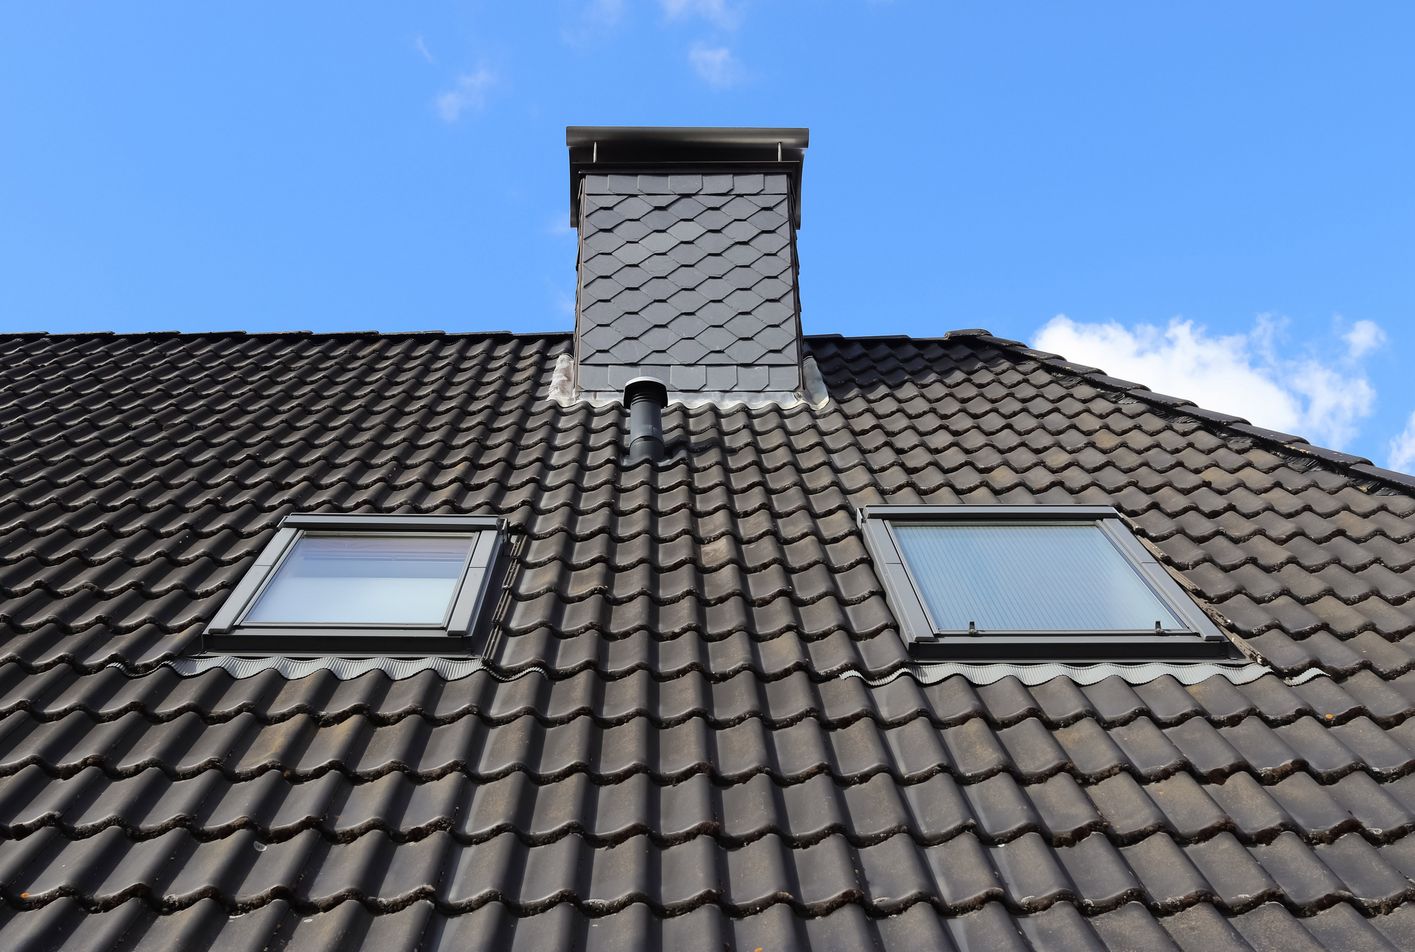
[0,804,1375,856]
[500,579,883,611]
[968,333,1415,494]
[513,548,872,576]
[478,491,859,529]
[0,886,1398,931]
[0,873,1385,923]
[0,810,1069,853]
[0,736,1394,793]
[839,661,1280,688]
[0,329,576,343]
[478,649,902,684]
[0,679,1262,731]
[510,515,862,549]
[0,679,1356,737]
[0,883,914,923]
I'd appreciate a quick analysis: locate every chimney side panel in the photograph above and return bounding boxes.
[574,172,802,402]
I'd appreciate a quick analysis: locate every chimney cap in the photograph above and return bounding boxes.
[623,376,669,403]
[566,125,809,229]
[566,126,808,149]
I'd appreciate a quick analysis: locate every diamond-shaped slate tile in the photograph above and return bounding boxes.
[574,172,801,395]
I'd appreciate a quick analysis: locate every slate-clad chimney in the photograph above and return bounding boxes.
[567,127,808,404]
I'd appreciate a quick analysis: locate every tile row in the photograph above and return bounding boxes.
[12,895,1408,952]
[4,823,1415,920]
[0,664,1410,734]
[3,704,1415,789]
[4,755,1415,850]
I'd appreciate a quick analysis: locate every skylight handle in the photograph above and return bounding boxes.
[624,377,667,464]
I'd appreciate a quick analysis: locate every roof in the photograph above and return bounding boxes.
[3,328,1415,950]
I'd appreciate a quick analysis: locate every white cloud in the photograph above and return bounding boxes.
[545,211,573,237]
[1343,319,1387,359]
[413,36,436,64]
[660,0,739,28]
[689,44,741,87]
[1032,315,1381,451]
[435,68,496,122]
[553,286,577,318]
[1390,413,1415,474]
[585,0,626,23]
[563,0,625,43]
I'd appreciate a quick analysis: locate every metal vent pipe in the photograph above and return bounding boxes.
[624,377,668,463]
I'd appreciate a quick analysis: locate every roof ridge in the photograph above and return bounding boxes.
[932,327,1415,495]
[0,329,575,341]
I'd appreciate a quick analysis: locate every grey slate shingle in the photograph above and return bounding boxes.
[575,173,802,396]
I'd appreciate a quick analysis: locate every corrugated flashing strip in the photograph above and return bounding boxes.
[140,656,1327,688]
[845,661,1323,688]
[568,392,806,410]
[154,655,547,682]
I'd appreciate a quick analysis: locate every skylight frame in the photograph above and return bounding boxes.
[858,505,1239,662]
[203,514,506,657]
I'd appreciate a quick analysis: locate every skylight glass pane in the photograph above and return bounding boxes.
[245,535,473,626]
[893,523,1183,633]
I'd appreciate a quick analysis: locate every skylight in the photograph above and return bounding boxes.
[892,523,1183,633]
[859,505,1239,662]
[204,514,506,657]
[245,536,474,627]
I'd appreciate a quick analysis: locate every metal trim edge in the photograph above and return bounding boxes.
[148,656,550,682]
[844,660,1296,688]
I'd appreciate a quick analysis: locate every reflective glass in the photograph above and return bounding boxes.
[893,523,1183,633]
[245,535,473,626]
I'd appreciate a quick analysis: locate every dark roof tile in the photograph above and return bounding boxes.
[1107,718,1188,779]
[1247,832,1345,911]
[1185,833,1281,910]
[1330,770,1415,843]
[1086,774,1168,841]
[1207,772,1296,843]
[1267,772,1363,842]
[1301,901,1409,952]
[1163,718,1247,781]
[1219,720,1304,781]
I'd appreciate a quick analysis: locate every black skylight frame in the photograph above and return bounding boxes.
[203,514,506,657]
[858,505,1242,662]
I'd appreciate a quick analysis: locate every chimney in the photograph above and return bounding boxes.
[566,127,808,405]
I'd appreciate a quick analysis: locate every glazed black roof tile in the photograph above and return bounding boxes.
[2,329,1415,949]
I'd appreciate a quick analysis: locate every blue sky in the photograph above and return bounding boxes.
[2,2,1412,468]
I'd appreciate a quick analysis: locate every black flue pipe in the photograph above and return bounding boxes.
[624,378,668,463]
